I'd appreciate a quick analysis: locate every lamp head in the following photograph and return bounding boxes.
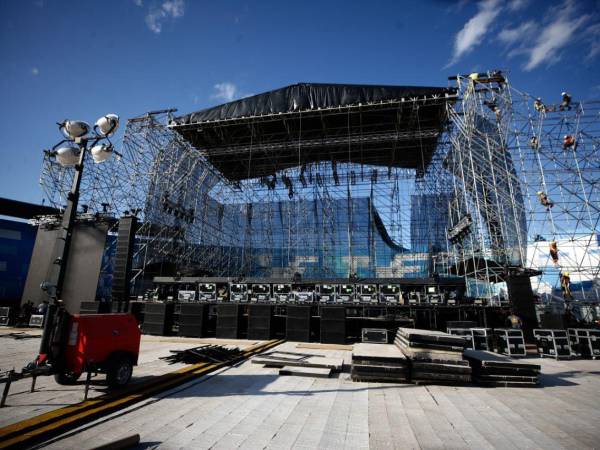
[59,120,90,139]
[55,145,81,166]
[95,114,119,137]
[90,143,114,163]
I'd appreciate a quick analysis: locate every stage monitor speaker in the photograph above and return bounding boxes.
[286,306,311,342]
[216,304,242,339]
[248,304,273,340]
[320,306,346,344]
[142,302,174,336]
[179,303,208,337]
[111,216,138,307]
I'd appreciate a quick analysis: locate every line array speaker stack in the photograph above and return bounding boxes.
[142,302,174,336]
[111,216,137,311]
[248,304,273,340]
[179,303,208,337]
[286,306,311,342]
[216,304,242,339]
[320,306,346,344]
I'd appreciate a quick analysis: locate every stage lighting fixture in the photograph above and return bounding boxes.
[59,120,90,139]
[95,114,119,137]
[91,143,114,163]
[55,145,81,166]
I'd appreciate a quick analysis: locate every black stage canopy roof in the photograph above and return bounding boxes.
[171,83,456,181]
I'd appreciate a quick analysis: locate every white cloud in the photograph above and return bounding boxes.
[522,1,590,71]
[507,0,529,11]
[211,82,238,102]
[586,23,600,60]
[145,0,185,34]
[498,20,536,46]
[132,0,143,6]
[31,67,39,76]
[446,0,503,67]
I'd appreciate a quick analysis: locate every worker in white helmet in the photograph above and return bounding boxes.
[560,92,572,111]
[534,97,546,113]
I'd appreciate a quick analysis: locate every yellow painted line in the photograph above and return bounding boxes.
[0,339,283,449]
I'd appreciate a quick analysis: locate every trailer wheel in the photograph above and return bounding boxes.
[106,353,133,388]
[54,371,81,385]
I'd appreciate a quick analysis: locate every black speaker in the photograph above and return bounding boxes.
[320,306,346,344]
[506,276,538,341]
[248,304,273,340]
[142,302,174,335]
[112,216,137,304]
[129,301,144,324]
[179,303,207,337]
[216,304,242,339]
[286,306,311,342]
[321,306,345,321]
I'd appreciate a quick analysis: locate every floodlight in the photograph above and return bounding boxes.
[55,145,81,166]
[91,143,114,163]
[59,120,90,139]
[95,114,119,137]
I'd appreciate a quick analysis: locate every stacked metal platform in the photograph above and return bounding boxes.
[464,349,540,387]
[351,343,409,382]
[394,328,471,384]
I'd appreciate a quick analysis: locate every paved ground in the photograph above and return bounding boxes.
[2,331,600,449]
[0,328,259,428]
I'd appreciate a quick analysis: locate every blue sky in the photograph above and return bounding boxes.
[1,0,599,204]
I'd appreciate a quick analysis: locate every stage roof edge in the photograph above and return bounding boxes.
[172,82,457,125]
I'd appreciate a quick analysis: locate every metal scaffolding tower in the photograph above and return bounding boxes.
[445,72,599,300]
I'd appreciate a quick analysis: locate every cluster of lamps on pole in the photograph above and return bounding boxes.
[51,114,120,166]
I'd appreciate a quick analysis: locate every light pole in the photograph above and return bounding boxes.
[37,115,120,366]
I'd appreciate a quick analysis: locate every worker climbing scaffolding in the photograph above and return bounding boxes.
[537,191,554,210]
[549,240,559,265]
[560,92,572,111]
[534,97,546,113]
[530,136,539,149]
[560,271,573,299]
[563,134,576,150]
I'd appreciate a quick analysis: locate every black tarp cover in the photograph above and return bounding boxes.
[172,83,454,125]
[171,83,455,181]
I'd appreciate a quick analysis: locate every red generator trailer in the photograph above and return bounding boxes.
[56,313,142,387]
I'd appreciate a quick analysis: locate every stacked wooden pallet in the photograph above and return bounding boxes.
[351,343,409,382]
[464,349,540,387]
[395,328,471,384]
